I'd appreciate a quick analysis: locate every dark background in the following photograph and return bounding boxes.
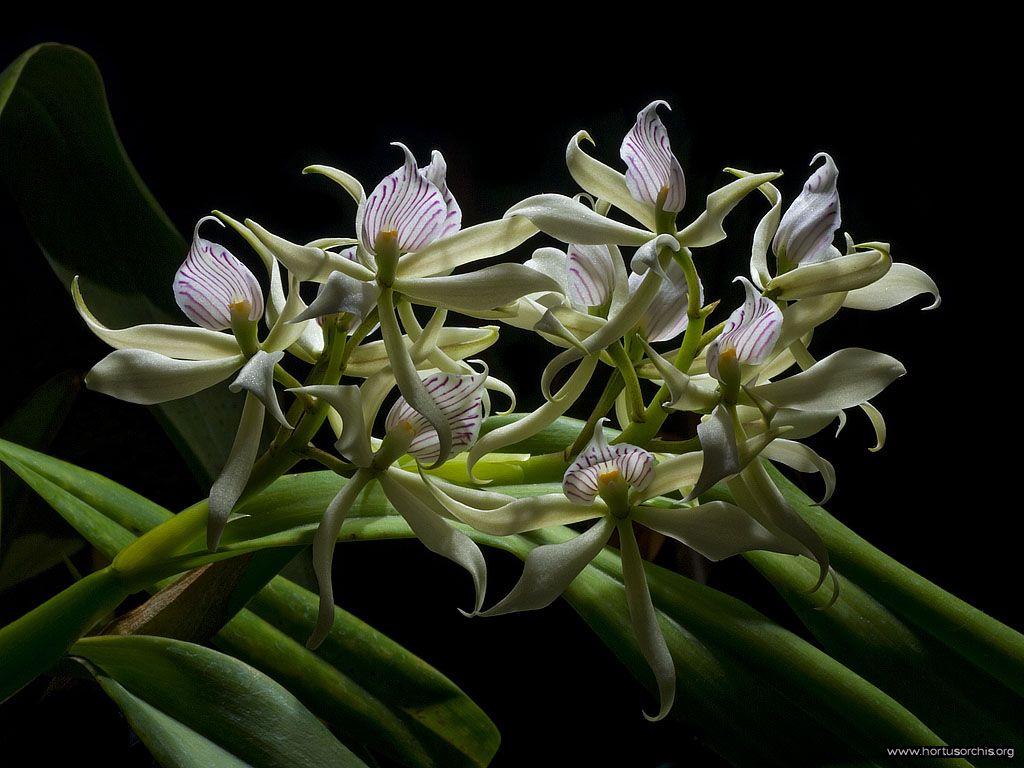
[0,21,1010,767]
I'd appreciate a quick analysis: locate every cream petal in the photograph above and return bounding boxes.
[227,350,289,428]
[567,130,657,230]
[753,348,905,411]
[399,218,539,278]
[207,392,265,550]
[842,262,941,311]
[245,219,374,283]
[290,384,373,468]
[85,349,244,404]
[635,501,787,561]
[302,164,367,205]
[762,439,836,505]
[677,171,782,249]
[505,194,654,247]
[766,245,891,300]
[394,264,563,313]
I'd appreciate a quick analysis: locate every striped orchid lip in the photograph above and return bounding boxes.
[772,153,841,270]
[706,277,783,381]
[385,365,487,466]
[627,256,700,342]
[563,419,654,506]
[361,143,461,256]
[173,216,264,331]
[567,243,616,308]
[620,100,686,214]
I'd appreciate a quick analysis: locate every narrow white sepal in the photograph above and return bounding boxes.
[208,392,265,550]
[634,501,787,561]
[291,385,373,468]
[677,171,782,249]
[617,520,675,722]
[753,348,906,411]
[566,130,657,230]
[227,350,290,428]
[685,405,740,502]
[505,194,654,247]
[479,517,614,616]
[303,164,367,205]
[842,262,941,311]
[85,349,244,404]
[762,439,836,505]
[399,218,539,279]
[289,270,378,323]
[394,264,564,312]
[380,473,487,615]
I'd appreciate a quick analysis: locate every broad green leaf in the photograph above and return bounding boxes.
[764,463,1024,698]
[97,677,250,768]
[0,371,80,559]
[747,551,1024,746]
[73,635,368,767]
[0,44,238,482]
[221,578,501,768]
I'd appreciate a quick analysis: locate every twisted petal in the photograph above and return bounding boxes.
[394,264,563,313]
[634,501,785,561]
[173,217,264,330]
[707,277,783,380]
[567,244,616,308]
[506,194,654,247]
[290,265,379,324]
[399,218,539,278]
[292,385,372,468]
[380,473,487,615]
[753,348,905,411]
[617,519,674,722]
[85,349,244,404]
[73,277,240,360]
[480,517,614,616]
[762,439,836,505]
[772,153,841,269]
[386,366,487,466]
[620,100,685,213]
[686,405,739,502]
[842,262,941,311]
[766,244,891,300]
[246,219,374,283]
[362,143,447,254]
[678,171,782,249]
[207,392,265,550]
[346,326,499,379]
[563,419,653,505]
[723,169,782,288]
[567,131,656,230]
[303,164,366,205]
[629,257,698,342]
[227,350,290,428]
[420,150,462,240]
[420,477,600,536]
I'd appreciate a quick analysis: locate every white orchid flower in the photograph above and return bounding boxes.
[420,419,794,721]
[76,217,308,548]
[246,144,551,467]
[290,365,491,649]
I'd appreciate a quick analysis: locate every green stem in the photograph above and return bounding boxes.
[567,371,626,457]
[607,341,646,423]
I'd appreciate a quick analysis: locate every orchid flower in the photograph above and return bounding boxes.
[289,365,492,649]
[420,420,794,721]
[75,217,310,548]
[245,144,553,467]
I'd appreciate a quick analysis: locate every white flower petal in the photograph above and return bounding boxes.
[722,169,781,289]
[685,405,739,502]
[506,194,654,247]
[394,264,564,313]
[346,326,499,378]
[292,384,373,468]
[208,392,265,550]
[227,350,289,428]
[763,439,836,505]
[72,277,240,360]
[380,473,487,615]
[754,348,905,412]
[629,258,698,342]
[289,269,379,323]
[776,292,846,350]
[420,150,462,239]
[677,171,782,249]
[766,245,891,300]
[642,452,702,501]
[567,131,657,230]
[399,217,539,279]
[245,219,374,283]
[567,244,616,308]
[302,164,367,205]
[563,420,653,505]
[842,262,941,311]
[173,216,264,330]
[707,277,783,380]
[620,100,686,213]
[617,520,675,722]
[635,501,788,561]
[480,517,614,616]
[362,143,447,254]
[772,153,841,269]
[85,349,243,404]
[261,270,317,354]
[420,477,600,536]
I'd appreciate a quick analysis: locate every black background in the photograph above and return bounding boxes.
[0,19,1011,768]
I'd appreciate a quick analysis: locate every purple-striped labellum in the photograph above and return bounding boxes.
[620,101,686,214]
[362,144,458,255]
[706,277,783,381]
[385,366,487,466]
[563,420,654,505]
[628,257,700,342]
[772,153,841,269]
[173,216,264,331]
[567,243,616,308]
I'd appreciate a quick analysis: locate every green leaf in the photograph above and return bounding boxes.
[0,371,80,559]
[97,677,251,768]
[747,551,1024,746]
[220,578,501,768]
[0,533,82,593]
[764,463,1024,698]
[0,44,238,483]
[73,635,369,768]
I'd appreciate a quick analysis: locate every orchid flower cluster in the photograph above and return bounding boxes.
[72,101,939,721]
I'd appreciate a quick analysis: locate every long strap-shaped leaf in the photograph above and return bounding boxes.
[0,44,238,482]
